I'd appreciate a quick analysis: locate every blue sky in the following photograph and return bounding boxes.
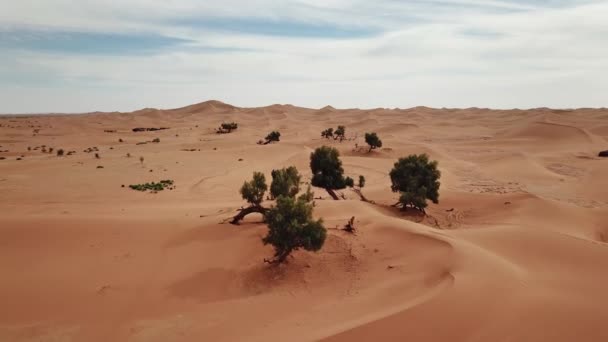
[1,0,607,113]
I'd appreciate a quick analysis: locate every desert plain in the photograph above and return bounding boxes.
[1,100,608,341]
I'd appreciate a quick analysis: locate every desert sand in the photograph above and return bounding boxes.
[1,101,608,341]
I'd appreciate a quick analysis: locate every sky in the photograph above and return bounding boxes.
[1,0,607,113]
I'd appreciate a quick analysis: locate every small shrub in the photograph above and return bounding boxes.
[139,156,144,164]
[334,126,346,141]
[264,131,281,144]
[321,128,334,139]
[57,149,64,156]
[358,175,366,188]
[364,132,382,152]
[129,180,174,192]
[95,153,100,159]
[152,138,160,143]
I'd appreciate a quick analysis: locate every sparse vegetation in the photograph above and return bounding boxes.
[152,138,160,143]
[95,153,100,159]
[334,125,346,141]
[49,147,54,154]
[129,180,175,192]
[310,146,353,199]
[263,195,326,264]
[321,128,334,139]
[358,175,366,188]
[217,122,238,134]
[365,132,382,152]
[262,131,281,144]
[390,154,441,213]
[57,149,64,156]
[139,156,144,164]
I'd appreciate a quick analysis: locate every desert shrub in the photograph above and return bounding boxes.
[265,131,281,144]
[365,132,382,152]
[321,128,334,139]
[389,154,441,212]
[334,126,346,141]
[129,180,174,192]
[152,138,160,143]
[263,196,326,264]
[310,146,349,189]
[345,177,354,188]
[358,175,366,188]
[119,138,123,143]
[219,122,238,133]
[49,147,54,154]
[57,149,64,156]
[270,166,301,199]
[95,153,100,159]
[240,172,267,206]
[139,156,144,164]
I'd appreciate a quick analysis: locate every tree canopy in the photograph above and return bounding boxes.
[389,154,441,212]
[334,125,346,141]
[321,128,334,139]
[310,146,352,190]
[365,132,382,152]
[265,131,281,144]
[270,166,301,199]
[240,171,267,206]
[263,196,326,264]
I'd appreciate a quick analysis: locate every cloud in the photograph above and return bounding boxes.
[0,0,607,112]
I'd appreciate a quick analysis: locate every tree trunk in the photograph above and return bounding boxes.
[326,188,340,200]
[231,205,267,225]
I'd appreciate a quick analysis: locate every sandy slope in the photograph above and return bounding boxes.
[1,101,608,341]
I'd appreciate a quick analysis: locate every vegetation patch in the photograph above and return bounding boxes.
[129,180,175,192]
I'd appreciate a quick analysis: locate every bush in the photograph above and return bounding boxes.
[358,175,366,188]
[270,166,301,199]
[334,125,346,141]
[365,132,382,152]
[240,172,267,206]
[265,131,281,144]
[263,196,326,264]
[95,153,100,159]
[321,128,334,139]
[310,146,350,189]
[129,180,174,192]
[389,154,441,212]
[57,149,64,156]
[220,122,238,133]
[152,138,160,143]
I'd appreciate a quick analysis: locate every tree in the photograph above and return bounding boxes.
[334,125,346,141]
[310,146,353,199]
[232,172,268,224]
[321,128,334,139]
[218,122,238,134]
[264,131,281,144]
[358,175,366,188]
[263,196,326,264]
[365,132,382,152]
[389,154,441,213]
[270,166,301,199]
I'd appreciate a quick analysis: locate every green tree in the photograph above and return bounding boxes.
[389,154,441,213]
[264,131,281,144]
[334,125,346,141]
[310,146,353,199]
[358,175,366,188]
[232,172,268,224]
[270,166,301,199]
[263,196,326,264]
[364,132,382,152]
[321,128,334,139]
[298,184,315,203]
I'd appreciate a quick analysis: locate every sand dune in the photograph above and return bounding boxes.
[1,101,608,341]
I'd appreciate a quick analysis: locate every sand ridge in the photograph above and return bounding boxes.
[1,101,608,341]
